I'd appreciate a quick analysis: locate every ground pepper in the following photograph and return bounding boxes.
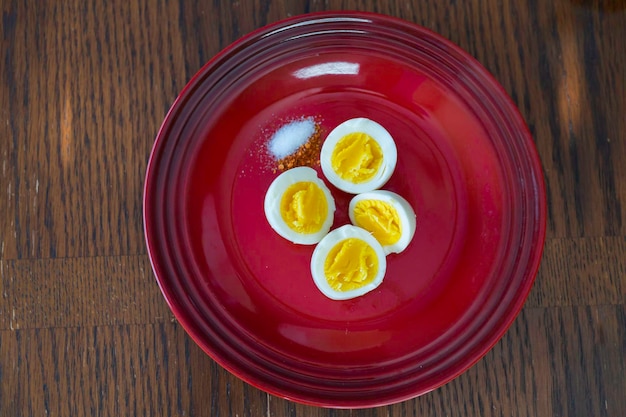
[275,123,323,172]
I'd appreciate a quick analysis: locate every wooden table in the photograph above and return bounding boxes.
[1,1,624,415]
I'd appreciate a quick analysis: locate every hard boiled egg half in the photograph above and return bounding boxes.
[320,118,397,194]
[264,166,336,245]
[349,190,416,255]
[311,225,387,300]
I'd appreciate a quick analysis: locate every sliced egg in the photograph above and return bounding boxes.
[348,190,416,255]
[311,225,387,300]
[320,118,397,194]
[264,166,335,245]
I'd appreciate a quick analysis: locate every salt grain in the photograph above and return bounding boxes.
[267,118,316,159]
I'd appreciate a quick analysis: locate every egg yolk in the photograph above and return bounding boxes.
[324,238,379,291]
[331,132,383,183]
[280,181,328,234]
[353,200,401,246]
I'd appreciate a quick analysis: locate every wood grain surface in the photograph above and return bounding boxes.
[1,0,625,416]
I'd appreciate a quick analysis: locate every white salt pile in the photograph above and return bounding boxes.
[267,118,316,159]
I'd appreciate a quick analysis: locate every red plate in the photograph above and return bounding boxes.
[144,12,546,408]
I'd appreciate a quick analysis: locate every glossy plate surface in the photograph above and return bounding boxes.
[144,12,546,408]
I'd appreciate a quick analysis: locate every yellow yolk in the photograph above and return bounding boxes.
[330,132,383,183]
[323,238,379,291]
[280,181,328,233]
[352,200,402,246]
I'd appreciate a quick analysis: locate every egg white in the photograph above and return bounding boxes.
[349,190,416,255]
[310,225,387,300]
[320,118,397,194]
[264,166,336,245]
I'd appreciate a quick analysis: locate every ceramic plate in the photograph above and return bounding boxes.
[144,12,546,408]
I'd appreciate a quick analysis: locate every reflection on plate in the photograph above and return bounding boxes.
[144,12,546,408]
